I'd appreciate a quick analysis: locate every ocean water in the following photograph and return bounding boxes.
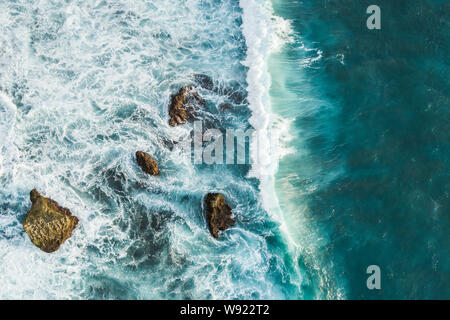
[270,0,449,299]
[0,0,448,300]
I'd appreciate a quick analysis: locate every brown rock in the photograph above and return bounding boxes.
[136,151,160,175]
[169,86,205,126]
[22,190,79,253]
[204,193,235,238]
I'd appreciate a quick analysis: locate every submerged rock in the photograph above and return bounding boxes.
[22,190,79,253]
[136,151,160,175]
[194,74,215,91]
[204,193,235,238]
[219,102,232,111]
[168,86,205,126]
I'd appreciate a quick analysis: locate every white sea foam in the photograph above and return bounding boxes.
[239,0,298,221]
[239,0,294,177]
[240,0,306,293]
[300,48,323,68]
[0,93,18,179]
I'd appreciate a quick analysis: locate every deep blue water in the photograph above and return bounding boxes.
[271,0,449,299]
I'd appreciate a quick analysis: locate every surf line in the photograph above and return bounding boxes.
[179,304,215,318]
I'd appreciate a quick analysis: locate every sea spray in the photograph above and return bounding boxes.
[239,0,307,295]
[0,92,18,178]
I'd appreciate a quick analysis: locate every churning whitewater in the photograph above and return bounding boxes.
[0,0,315,299]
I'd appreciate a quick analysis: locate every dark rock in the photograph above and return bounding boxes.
[136,151,160,175]
[168,86,205,126]
[219,103,232,111]
[22,190,79,253]
[204,193,235,238]
[194,74,215,91]
[223,88,247,105]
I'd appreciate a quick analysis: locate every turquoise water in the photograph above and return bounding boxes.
[270,0,449,299]
[0,0,448,300]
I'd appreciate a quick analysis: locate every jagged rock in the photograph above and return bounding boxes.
[168,86,205,126]
[194,74,215,91]
[22,190,79,253]
[194,75,247,105]
[204,193,235,238]
[136,151,160,175]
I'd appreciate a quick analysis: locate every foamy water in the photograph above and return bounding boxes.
[0,0,309,299]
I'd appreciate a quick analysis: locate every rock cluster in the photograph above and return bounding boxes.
[21,81,239,253]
